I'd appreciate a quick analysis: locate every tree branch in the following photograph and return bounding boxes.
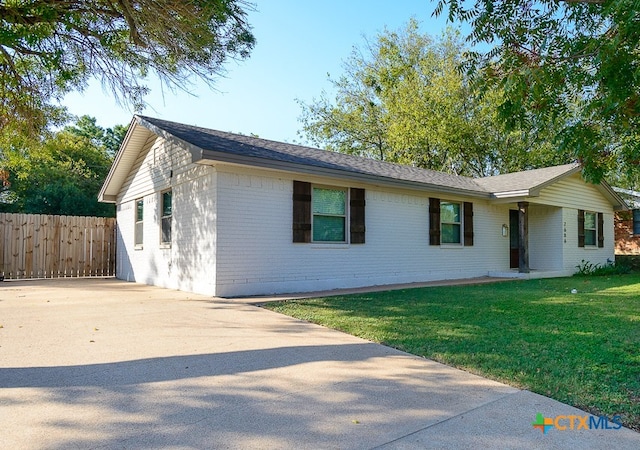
[560,0,605,4]
[0,46,23,83]
[113,0,146,46]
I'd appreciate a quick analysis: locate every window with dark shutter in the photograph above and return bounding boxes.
[463,202,474,246]
[578,209,585,247]
[350,188,366,244]
[292,181,311,243]
[429,197,441,245]
[597,212,604,248]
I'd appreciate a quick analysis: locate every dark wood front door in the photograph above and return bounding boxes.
[510,210,519,269]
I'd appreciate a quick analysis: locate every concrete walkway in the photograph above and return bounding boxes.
[0,278,638,449]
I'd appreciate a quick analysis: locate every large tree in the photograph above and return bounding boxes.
[435,0,640,185]
[0,0,255,134]
[64,115,128,157]
[299,20,569,177]
[0,116,124,216]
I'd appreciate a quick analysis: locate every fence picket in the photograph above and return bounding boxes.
[0,213,116,279]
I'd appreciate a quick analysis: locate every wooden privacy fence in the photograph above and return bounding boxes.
[0,213,116,279]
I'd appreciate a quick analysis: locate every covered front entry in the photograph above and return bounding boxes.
[504,203,568,275]
[492,203,570,279]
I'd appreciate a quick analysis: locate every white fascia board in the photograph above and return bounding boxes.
[490,190,531,199]
[98,116,141,203]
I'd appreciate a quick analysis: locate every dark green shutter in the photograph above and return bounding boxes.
[350,188,366,244]
[597,212,604,248]
[293,181,311,243]
[463,202,474,246]
[429,198,441,245]
[578,209,585,247]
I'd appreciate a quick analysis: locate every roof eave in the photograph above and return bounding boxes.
[98,116,142,203]
[199,149,490,199]
[528,163,582,192]
[598,180,629,211]
[136,115,204,162]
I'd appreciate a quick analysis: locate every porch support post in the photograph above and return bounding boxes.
[518,201,530,273]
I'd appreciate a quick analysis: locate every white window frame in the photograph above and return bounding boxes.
[134,198,143,249]
[160,189,172,246]
[311,185,348,243]
[584,211,597,247]
[440,201,462,245]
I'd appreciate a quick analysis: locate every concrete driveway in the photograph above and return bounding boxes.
[1,279,638,449]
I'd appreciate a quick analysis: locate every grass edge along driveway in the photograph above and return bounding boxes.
[264,275,640,432]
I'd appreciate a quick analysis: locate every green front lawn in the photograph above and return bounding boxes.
[264,275,640,431]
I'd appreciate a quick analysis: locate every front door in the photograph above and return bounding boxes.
[510,210,519,269]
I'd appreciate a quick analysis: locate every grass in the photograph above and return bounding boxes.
[264,274,640,431]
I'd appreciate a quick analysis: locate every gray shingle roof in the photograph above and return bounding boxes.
[137,115,488,195]
[128,116,627,211]
[613,187,640,208]
[99,116,626,209]
[475,163,581,193]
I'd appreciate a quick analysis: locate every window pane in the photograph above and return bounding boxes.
[162,191,172,217]
[584,212,596,230]
[161,217,171,243]
[136,199,143,222]
[585,229,596,246]
[441,202,460,223]
[135,222,143,246]
[313,188,345,215]
[313,215,345,242]
[633,209,640,235]
[441,223,461,244]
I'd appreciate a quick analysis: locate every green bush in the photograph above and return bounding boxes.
[615,255,640,272]
[575,259,631,276]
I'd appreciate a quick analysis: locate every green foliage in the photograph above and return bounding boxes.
[298,20,572,177]
[575,259,632,276]
[616,255,640,273]
[0,116,124,217]
[265,275,640,431]
[0,0,255,134]
[64,115,128,157]
[435,0,640,184]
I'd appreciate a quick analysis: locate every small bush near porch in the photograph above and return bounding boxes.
[265,275,640,431]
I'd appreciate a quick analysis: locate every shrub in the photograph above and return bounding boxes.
[615,255,640,272]
[575,259,631,276]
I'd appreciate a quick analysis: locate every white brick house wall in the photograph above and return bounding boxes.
[214,165,510,297]
[115,137,218,295]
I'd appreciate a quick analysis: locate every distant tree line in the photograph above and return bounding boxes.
[0,116,127,217]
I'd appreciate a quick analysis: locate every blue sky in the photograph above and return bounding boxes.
[62,1,458,144]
